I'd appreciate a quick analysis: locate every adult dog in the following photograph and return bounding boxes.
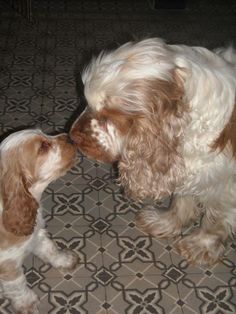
[70,38,236,266]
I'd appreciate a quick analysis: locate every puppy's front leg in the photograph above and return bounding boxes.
[0,262,39,314]
[32,229,79,272]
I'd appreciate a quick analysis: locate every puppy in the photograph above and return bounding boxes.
[0,129,79,313]
[70,38,236,266]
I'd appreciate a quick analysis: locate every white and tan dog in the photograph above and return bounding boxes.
[70,38,236,266]
[0,129,79,313]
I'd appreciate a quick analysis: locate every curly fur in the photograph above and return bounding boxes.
[118,77,188,200]
[70,38,236,265]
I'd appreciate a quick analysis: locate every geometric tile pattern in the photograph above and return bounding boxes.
[0,0,236,313]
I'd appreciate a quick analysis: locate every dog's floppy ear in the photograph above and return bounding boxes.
[118,74,188,201]
[1,170,38,237]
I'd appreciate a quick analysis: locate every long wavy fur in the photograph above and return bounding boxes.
[118,76,188,201]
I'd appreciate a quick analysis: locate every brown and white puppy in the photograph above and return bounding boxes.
[0,129,78,313]
[70,38,236,266]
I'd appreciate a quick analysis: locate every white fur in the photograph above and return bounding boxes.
[83,39,175,113]
[81,38,236,264]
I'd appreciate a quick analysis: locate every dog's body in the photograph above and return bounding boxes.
[70,38,236,266]
[0,129,78,313]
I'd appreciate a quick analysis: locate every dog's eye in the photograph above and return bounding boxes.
[38,140,51,154]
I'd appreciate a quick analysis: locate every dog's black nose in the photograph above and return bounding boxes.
[67,135,74,145]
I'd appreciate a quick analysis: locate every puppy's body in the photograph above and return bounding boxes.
[0,129,78,313]
[70,38,236,266]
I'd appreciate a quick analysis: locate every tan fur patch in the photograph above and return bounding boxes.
[212,101,236,156]
[0,259,22,281]
[2,171,39,236]
[0,217,28,250]
[119,76,188,201]
[97,108,134,135]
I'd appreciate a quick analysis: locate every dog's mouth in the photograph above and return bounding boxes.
[70,127,118,164]
[69,111,119,164]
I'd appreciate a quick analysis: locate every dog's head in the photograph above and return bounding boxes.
[0,129,76,236]
[70,38,188,201]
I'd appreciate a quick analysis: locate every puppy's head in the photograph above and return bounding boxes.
[0,129,76,236]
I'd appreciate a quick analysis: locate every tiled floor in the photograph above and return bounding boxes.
[0,0,236,313]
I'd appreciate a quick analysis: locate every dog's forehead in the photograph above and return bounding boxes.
[83,80,106,111]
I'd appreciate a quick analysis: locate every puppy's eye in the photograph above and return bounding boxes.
[38,141,51,154]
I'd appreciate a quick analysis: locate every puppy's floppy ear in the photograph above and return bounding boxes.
[1,170,38,237]
[119,73,188,201]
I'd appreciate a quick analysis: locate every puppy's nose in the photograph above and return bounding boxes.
[66,135,75,145]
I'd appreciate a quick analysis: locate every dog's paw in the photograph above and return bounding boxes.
[13,290,39,314]
[136,210,181,238]
[55,250,80,273]
[176,231,225,266]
